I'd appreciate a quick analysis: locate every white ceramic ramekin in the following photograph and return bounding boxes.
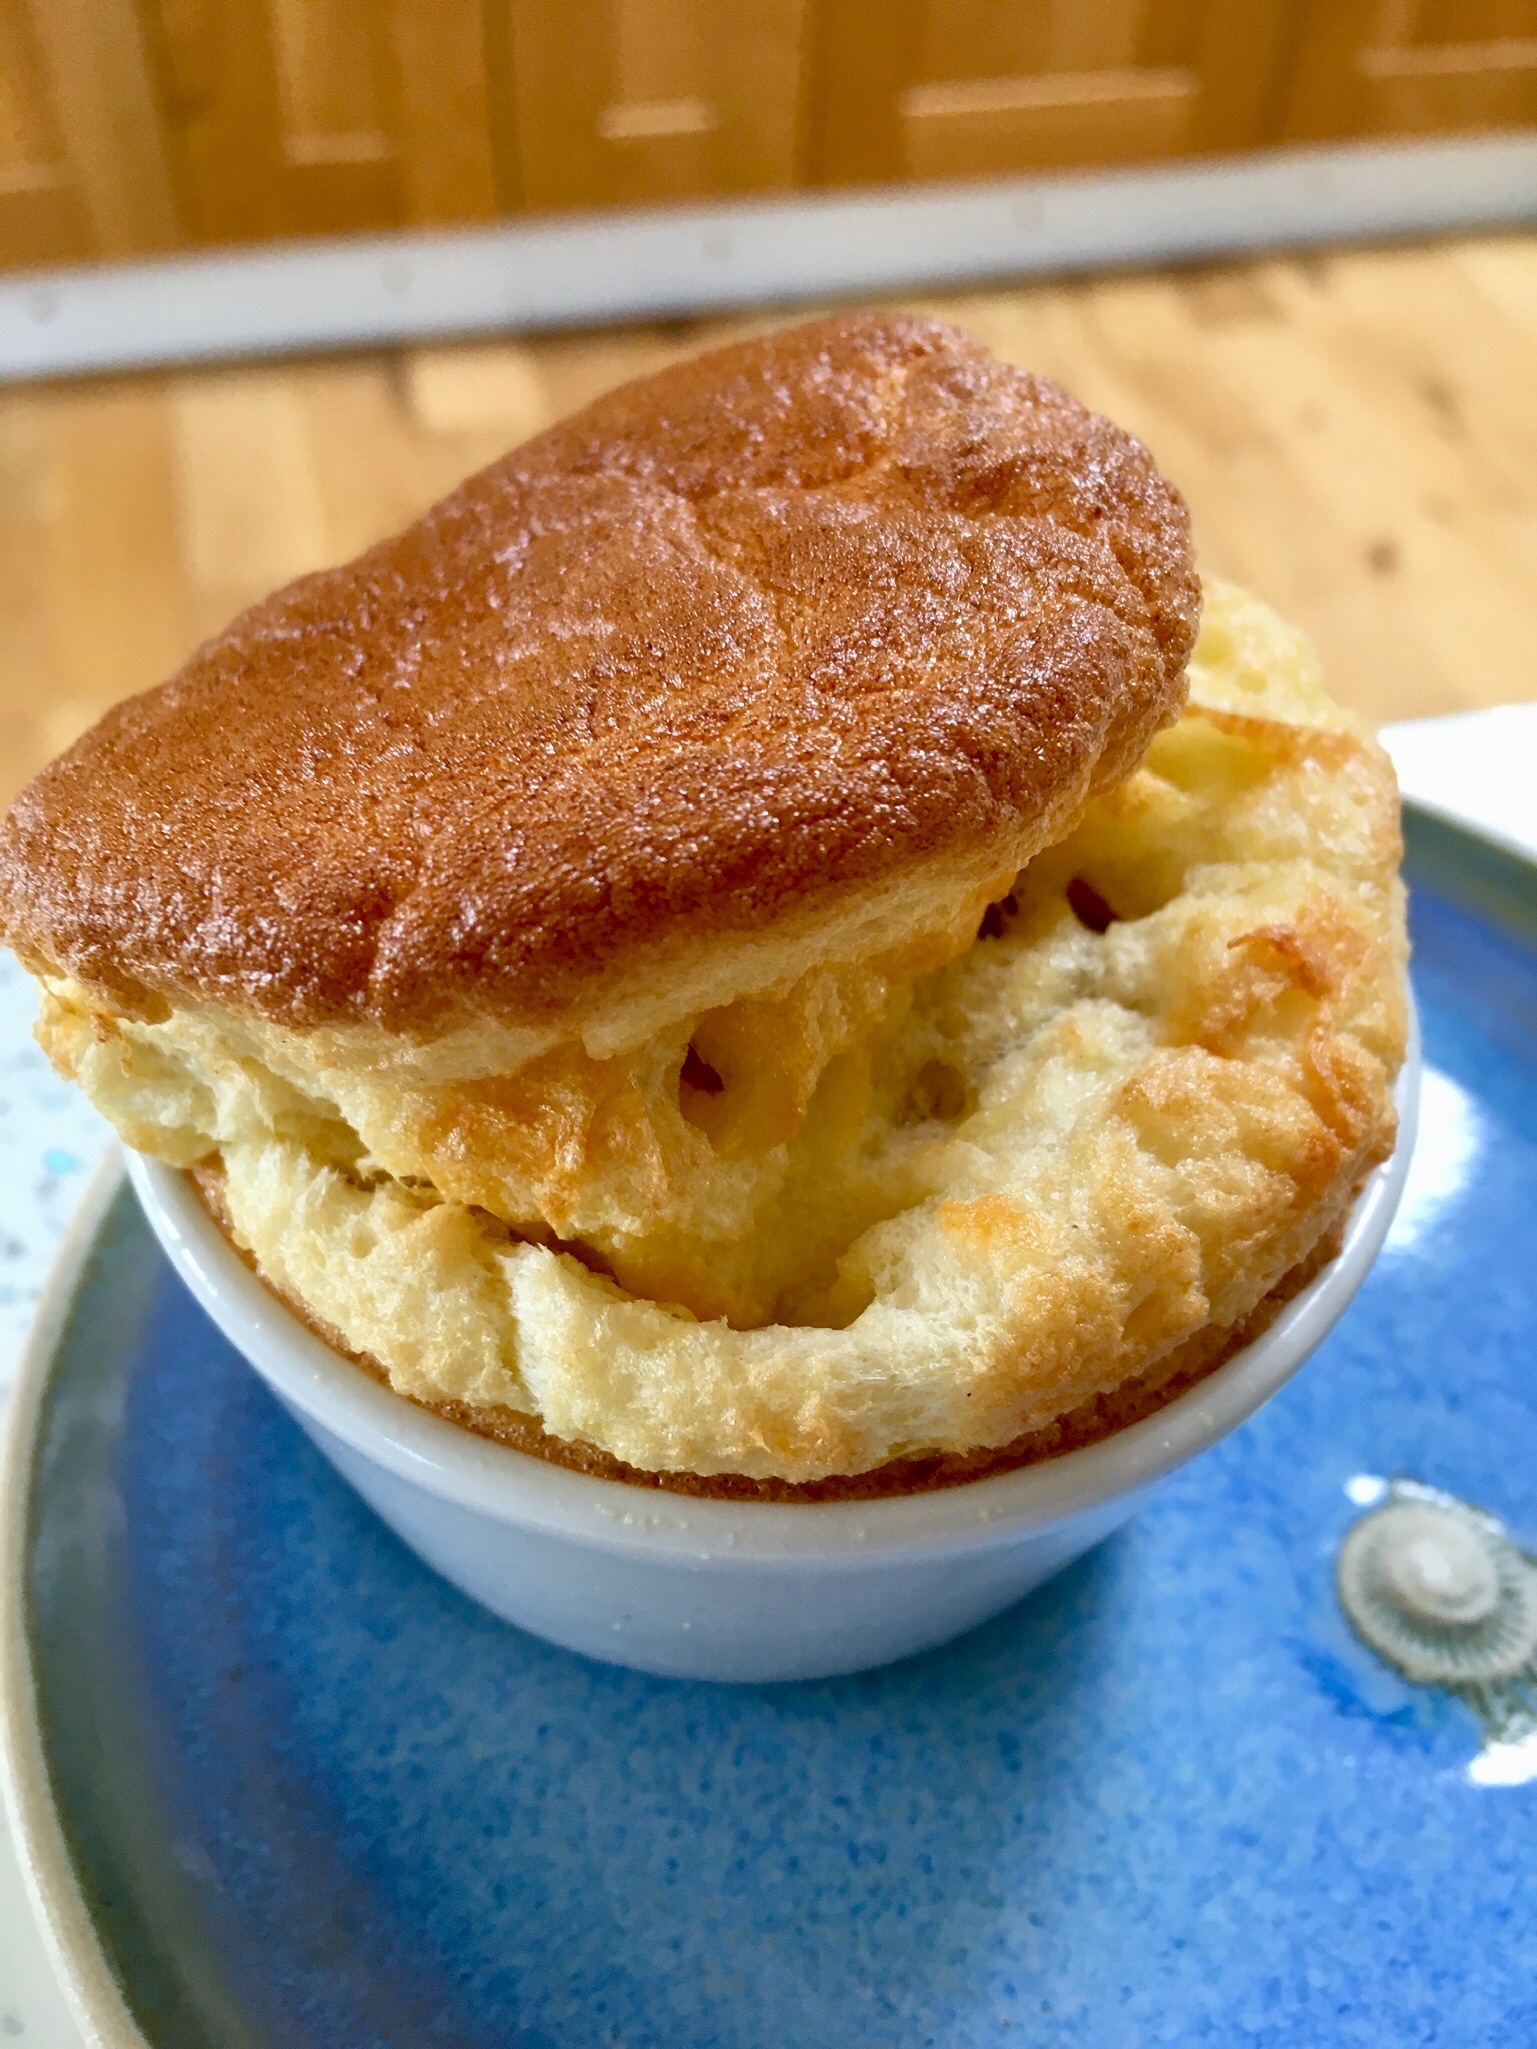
[125,1044,1416,1683]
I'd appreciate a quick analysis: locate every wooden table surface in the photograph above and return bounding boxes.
[2,230,1535,806]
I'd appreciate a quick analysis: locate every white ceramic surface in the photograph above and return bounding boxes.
[1383,705,1537,866]
[123,1037,1417,1684]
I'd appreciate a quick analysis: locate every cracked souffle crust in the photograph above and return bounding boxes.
[0,312,1197,1038]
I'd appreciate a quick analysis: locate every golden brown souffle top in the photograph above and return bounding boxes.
[0,313,1199,1035]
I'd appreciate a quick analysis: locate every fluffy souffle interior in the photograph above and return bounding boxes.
[34,583,1408,1482]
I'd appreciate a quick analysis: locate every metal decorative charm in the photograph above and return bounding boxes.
[1336,1479,1537,1778]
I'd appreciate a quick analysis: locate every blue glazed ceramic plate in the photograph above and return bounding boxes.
[3,809,1535,2049]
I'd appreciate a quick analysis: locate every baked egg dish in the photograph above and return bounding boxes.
[0,315,1407,1494]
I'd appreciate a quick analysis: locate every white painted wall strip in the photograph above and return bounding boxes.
[1,133,1534,383]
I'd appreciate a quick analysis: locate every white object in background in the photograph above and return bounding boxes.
[124,1032,1416,1685]
[1382,705,1537,864]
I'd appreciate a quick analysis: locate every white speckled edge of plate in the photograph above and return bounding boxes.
[1,1150,145,2049]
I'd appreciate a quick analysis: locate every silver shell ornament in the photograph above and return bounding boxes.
[1337,1480,1537,1769]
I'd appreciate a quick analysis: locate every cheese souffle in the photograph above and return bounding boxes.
[0,315,1408,1495]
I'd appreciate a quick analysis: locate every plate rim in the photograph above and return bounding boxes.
[0,1146,150,2049]
[3,804,1532,2049]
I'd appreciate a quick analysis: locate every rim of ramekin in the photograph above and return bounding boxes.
[125,1021,1419,1564]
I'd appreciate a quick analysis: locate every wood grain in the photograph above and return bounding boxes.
[1,231,1534,805]
[1,0,177,265]
[900,68,1196,184]
[0,0,91,268]
[1280,0,1537,138]
[815,0,1302,185]
[507,0,808,210]
[384,0,499,226]
[5,0,1537,268]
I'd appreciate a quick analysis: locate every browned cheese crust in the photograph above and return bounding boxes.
[0,313,1197,1037]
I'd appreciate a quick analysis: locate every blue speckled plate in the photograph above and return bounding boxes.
[4,809,1535,2049]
